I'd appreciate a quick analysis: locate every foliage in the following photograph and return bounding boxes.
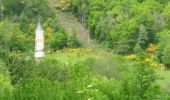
[0,48,169,99]
[157,30,170,67]
[0,21,33,52]
[49,29,81,50]
[0,60,13,100]
[68,0,170,66]
[146,43,157,54]
[69,0,164,54]
[120,53,168,100]
[162,43,170,67]
[3,0,54,22]
[0,0,170,99]
[14,77,61,100]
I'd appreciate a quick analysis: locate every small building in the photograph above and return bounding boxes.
[35,20,44,60]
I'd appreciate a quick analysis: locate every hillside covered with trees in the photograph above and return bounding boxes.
[0,0,170,100]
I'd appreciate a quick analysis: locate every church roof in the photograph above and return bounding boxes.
[36,21,44,32]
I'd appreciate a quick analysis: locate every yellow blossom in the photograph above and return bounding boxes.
[150,63,159,68]
[125,54,137,60]
[146,43,157,54]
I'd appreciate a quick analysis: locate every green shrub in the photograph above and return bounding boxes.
[35,58,69,82]
[0,51,36,84]
[49,30,68,50]
[49,29,81,50]
[63,61,110,100]
[157,30,170,67]
[0,21,33,52]
[162,44,170,67]
[0,60,13,100]
[4,0,54,22]
[14,77,60,100]
[119,54,168,100]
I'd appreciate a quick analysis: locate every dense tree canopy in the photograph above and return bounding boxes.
[0,0,170,99]
[69,0,170,66]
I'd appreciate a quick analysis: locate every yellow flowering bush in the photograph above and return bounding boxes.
[55,0,70,10]
[144,56,165,69]
[60,0,70,10]
[146,43,157,54]
[45,27,54,39]
[60,48,92,53]
[145,56,155,63]
[150,63,159,68]
[46,27,54,33]
[125,54,137,60]
[125,54,166,69]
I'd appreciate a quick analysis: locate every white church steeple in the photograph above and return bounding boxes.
[35,19,44,60]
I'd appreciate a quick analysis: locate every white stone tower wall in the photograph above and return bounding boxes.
[35,22,45,59]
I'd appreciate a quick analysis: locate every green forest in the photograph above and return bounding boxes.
[0,0,170,100]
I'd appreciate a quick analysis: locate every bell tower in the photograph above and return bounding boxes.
[35,19,44,60]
